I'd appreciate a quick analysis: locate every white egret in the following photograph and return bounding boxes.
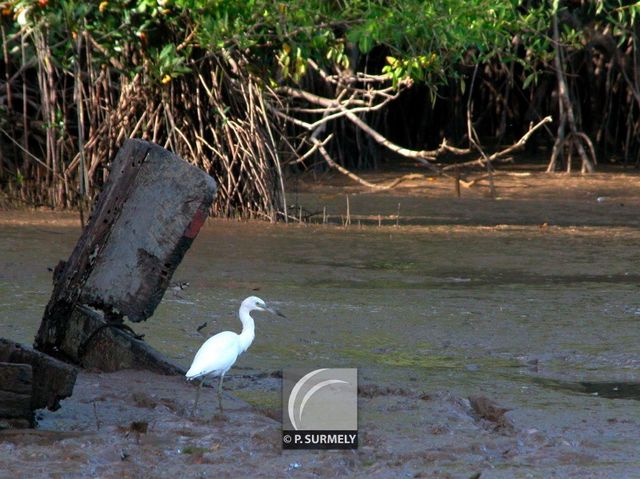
[186,296,284,415]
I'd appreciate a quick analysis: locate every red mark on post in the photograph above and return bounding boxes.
[184,208,208,239]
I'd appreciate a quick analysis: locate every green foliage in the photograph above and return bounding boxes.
[3,0,639,90]
[3,0,640,210]
[2,0,519,88]
[0,0,640,104]
[351,0,518,80]
[150,43,191,83]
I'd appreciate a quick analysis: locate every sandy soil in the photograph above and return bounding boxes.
[290,168,640,228]
[294,165,640,201]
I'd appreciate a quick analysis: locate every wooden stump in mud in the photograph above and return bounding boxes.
[34,139,216,371]
[0,338,77,428]
[62,305,184,374]
[0,363,32,427]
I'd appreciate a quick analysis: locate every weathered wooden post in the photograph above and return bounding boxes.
[0,139,215,427]
[34,139,217,372]
[0,339,77,428]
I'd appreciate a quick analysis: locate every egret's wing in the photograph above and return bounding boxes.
[185,331,240,379]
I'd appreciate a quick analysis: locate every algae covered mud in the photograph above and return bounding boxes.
[1,177,640,477]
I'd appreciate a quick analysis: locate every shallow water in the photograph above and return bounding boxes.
[1,206,640,475]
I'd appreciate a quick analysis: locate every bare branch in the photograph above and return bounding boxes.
[443,116,553,171]
[488,116,553,161]
[340,109,441,170]
[293,134,334,164]
[312,137,426,190]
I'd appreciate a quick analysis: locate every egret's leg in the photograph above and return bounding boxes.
[193,378,205,416]
[217,374,225,414]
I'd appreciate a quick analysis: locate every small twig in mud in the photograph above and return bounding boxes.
[92,401,101,431]
[196,322,208,333]
[345,195,351,227]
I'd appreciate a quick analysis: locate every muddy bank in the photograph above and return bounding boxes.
[292,170,640,227]
[4,369,635,478]
[2,171,640,477]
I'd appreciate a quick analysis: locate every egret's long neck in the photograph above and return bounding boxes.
[238,306,256,353]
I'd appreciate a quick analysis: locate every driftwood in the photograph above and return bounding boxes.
[61,305,184,374]
[35,139,216,371]
[0,363,32,425]
[0,338,77,428]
